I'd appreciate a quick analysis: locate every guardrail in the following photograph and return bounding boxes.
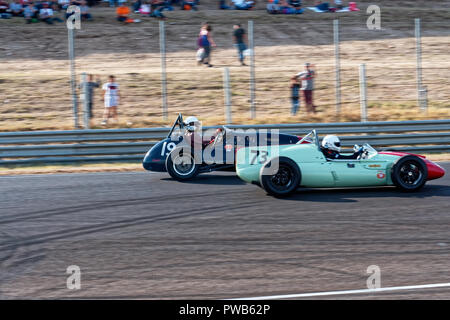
[1,120,450,165]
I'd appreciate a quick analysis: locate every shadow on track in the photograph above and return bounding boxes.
[279,184,450,203]
[161,174,246,186]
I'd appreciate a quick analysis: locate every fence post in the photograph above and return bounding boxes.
[333,19,341,116]
[415,18,425,112]
[81,72,90,129]
[159,20,168,120]
[223,67,232,125]
[419,86,428,113]
[248,20,256,119]
[68,27,79,129]
[359,64,368,122]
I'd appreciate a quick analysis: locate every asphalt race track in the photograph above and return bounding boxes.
[1,163,449,299]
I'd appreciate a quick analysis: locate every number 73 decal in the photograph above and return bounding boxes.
[250,150,269,165]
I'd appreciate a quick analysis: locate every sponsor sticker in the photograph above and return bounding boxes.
[225,144,233,152]
[377,172,386,179]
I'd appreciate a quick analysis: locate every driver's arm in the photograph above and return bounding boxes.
[336,147,364,160]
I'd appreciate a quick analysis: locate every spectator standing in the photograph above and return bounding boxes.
[101,76,120,125]
[233,23,247,66]
[80,74,100,122]
[296,63,317,113]
[290,76,300,115]
[197,22,216,67]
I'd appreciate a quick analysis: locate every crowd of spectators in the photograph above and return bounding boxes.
[0,1,361,24]
[0,0,95,23]
[267,1,355,14]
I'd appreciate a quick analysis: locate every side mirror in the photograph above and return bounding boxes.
[353,144,360,152]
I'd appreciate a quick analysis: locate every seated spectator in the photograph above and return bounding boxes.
[280,0,303,13]
[266,0,279,14]
[10,0,24,16]
[138,1,150,15]
[334,0,343,9]
[57,0,70,10]
[219,0,230,9]
[289,0,301,8]
[149,0,167,18]
[23,2,37,22]
[314,0,330,11]
[0,0,12,18]
[267,0,302,14]
[232,0,253,10]
[179,0,196,10]
[80,0,92,20]
[39,2,63,24]
[132,0,141,12]
[116,2,130,22]
[116,2,142,22]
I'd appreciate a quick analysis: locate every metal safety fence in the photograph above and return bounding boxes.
[1,119,449,165]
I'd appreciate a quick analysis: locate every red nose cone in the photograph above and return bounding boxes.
[426,161,446,181]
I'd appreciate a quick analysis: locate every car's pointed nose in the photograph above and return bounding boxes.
[427,161,446,180]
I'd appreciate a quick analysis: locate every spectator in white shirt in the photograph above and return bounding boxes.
[39,3,63,24]
[101,75,121,125]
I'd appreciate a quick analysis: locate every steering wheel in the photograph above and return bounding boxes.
[357,146,368,160]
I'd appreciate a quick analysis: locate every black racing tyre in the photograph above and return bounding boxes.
[391,155,428,192]
[259,157,301,197]
[165,147,200,181]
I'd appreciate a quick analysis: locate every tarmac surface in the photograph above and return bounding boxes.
[0,163,449,299]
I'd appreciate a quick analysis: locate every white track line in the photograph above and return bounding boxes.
[231,282,450,300]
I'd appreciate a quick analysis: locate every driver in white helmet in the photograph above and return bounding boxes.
[321,135,363,160]
[183,116,222,147]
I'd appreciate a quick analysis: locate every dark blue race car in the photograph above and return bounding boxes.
[143,114,300,181]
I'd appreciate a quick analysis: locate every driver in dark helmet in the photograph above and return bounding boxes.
[321,135,363,160]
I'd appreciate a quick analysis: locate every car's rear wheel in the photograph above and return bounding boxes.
[166,147,200,181]
[391,155,428,191]
[259,157,301,197]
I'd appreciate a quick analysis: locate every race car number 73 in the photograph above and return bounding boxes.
[250,150,268,165]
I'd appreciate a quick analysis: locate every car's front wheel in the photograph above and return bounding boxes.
[166,147,200,181]
[391,155,428,191]
[259,157,301,197]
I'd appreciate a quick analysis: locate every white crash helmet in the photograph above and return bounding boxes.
[322,135,341,152]
[184,116,200,132]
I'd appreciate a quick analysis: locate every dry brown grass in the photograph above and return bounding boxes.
[0,1,449,131]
